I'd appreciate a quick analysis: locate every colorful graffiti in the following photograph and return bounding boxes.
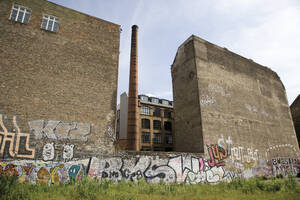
[0,130,299,185]
[0,114,35,159]
[0,159,88,184]
[272,157,300,176]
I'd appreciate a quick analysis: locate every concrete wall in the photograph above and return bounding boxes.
[0,0,120,161]
[172,35,300,162]
[1,129,299,184]
[1,138,299,184]
[291,95,300,148]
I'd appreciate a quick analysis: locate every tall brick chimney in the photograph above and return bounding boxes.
[127,25,139,150]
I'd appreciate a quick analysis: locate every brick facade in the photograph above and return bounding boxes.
[0,0,120,160]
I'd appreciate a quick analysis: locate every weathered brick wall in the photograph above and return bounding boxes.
[172,35,299,163]
[0,0,120,161]
[291,95,300,148]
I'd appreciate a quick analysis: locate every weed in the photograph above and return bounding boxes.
[1,175,300,200]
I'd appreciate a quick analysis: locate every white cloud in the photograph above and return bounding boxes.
[49,0,300,104]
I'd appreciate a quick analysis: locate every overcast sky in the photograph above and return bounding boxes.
[50,0,299,105]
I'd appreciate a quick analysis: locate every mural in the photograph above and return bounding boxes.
[0,115,299,186]
[0,159,89,184]
[1,155,299,185]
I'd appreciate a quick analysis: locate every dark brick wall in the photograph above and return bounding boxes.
[0,0,120,160]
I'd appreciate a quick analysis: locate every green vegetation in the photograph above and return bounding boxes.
[1,174,299,200]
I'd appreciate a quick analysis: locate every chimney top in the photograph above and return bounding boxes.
[132,25,138,29]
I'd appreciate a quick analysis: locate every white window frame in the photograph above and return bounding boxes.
[9,4,31,24]
[140,96,148,101]
[151,98,159,104]
[162,100,169,105]
[141,106,150,115]
[41,14,59,32]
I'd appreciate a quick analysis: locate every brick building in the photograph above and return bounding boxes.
[291,95,300,148]
[172,35,299,159]
[0,0,120,160]
[116,93,174,151]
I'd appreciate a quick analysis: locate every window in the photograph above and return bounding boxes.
[164,122,172,131]
[153,120,161,130]
[10,4,31,24]
[141,106,150,115]
[41,15,59,32]
[141,132,150,143]
[153,134,162,144]
[140,96,148,101]
[164,110,171,118]
[162,100,169,105]
[165,135,173,144]
[153,107,161,117]
[141,146,151,151]
[151,98,159,104]
[141,119,150,129]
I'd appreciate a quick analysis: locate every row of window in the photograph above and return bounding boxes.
[141,106,172,118]
[9,4,59,33]
[141,119,172,131]
[139,95,172,106]
[141,132,173,145]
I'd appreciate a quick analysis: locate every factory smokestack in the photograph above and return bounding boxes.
[127,25,139,150]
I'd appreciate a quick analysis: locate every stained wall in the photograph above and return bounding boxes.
[172,35,300,161]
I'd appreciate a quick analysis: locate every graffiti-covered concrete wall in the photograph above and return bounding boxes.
[0,0,120,160]
[1,139,300,184]
[171,35,300,161]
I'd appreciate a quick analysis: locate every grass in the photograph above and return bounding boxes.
[0,174,299,200]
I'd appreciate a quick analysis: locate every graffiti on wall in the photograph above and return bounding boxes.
[41,143,75,162]
[1,130,299,185]
[63,144,74,161]
[200,95,216,107]
[88,154,238,184]
[272,157,300,176]
[28,119,91,142]
[266,144,299,157]
[0,159,88,184]
[42,143,55,161]
[0,114,35,159]
[88,139,237,184]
